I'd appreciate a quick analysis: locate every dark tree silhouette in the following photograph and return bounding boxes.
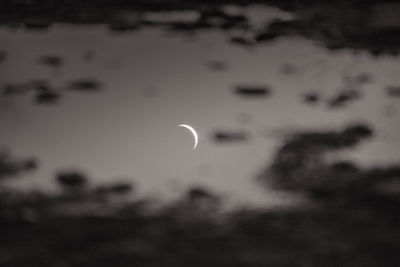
[56,171,88,192]
[0,151,37,180]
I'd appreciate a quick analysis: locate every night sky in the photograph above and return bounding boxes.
[1,6,400,208]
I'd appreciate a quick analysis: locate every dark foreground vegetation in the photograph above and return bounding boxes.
[1,123,399,267]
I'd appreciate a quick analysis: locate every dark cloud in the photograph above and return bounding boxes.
[386,85,400,97]
[199,8,248,30]
[260,123,373,191]
[95,182,133,196]
[230,36,253,47]
[327,89,361,108]
[212,130,248,143]
[2,83,30,95]
[302,92,320,105]
[24,19,51,31]
[2,79,106,104]
[56,171,88,192]
[2,80,61,104]
[33,83,60,105]
[234,85,272,98]
[289,123,372,151]
[186,186,217,202]
[38,55,64,68]
[255,19,294,43]
[0,151,37,180]
[68,79,102,92]
[1,1,400,55]
[168,20,213,32]
[35,91,59,105]
[108,23,140,33]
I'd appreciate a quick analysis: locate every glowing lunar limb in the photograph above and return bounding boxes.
[178,124,198,150]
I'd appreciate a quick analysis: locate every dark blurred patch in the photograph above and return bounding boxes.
[302,92,320,105]
[29,79,49,90]
[230,36,253,47]
[35,90,60,105]
[95,182,133,197]
[386,85,400,97]
[163,7,249,34]
[2,80,61,104]
[296,123,372,150]
[31,80,60,104]
[342,123,372,139]
[205,60,228,71]
[212,130,248,143]
[0,151,37,180]
[187,186,216,202]
[308,164,400,211]
[38,55,64,68]
[255,19,295,43]
[68,79,102,92]
[109,23,140,33]
[23,18,51,31]
[280,63,298,75]
[1,1,400,55]
[168,20,212,32]
[330,160,360,174]
[200,8,248,30]
[375,175,400,196]
[22,159,38,171]
[167,186,221,220]
[2,78,106,104]
[235,85,271,98]
[260,123,373,191]
[56,171,88,193]
[328,89,361,108]
[2,83,30,95]
[255,31,279,42]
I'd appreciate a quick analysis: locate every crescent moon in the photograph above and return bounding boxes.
[178,124,198,150]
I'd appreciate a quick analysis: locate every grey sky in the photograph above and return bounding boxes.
[1,8,399,208]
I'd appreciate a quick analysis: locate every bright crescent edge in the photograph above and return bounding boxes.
[178,124,198,150]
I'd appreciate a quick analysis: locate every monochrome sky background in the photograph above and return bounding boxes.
[1,6,399,208]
